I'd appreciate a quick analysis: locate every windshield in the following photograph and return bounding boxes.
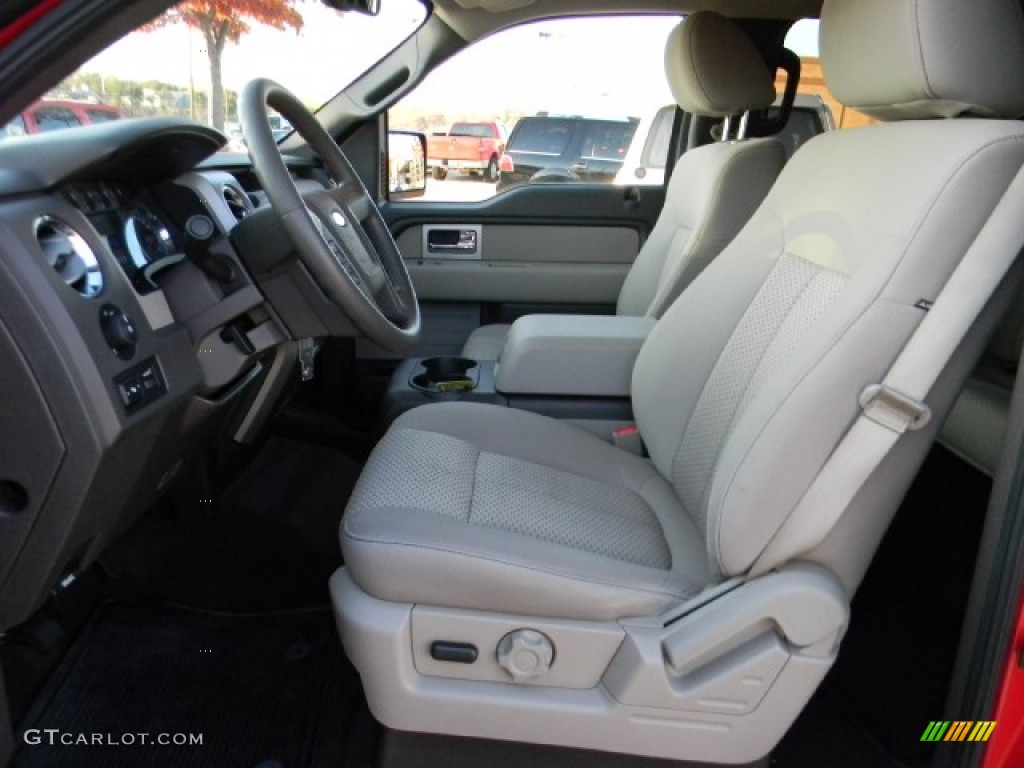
[3,0,427,146]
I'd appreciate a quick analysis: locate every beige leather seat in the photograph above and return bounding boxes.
[461,12,787,361]
[334,0,1024,763]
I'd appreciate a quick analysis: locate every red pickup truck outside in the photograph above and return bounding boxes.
[426,121,508,182]
[3,99,121,136]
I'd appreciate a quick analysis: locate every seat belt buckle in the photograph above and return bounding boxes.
[612,424,645,456]
[858,384,931,434]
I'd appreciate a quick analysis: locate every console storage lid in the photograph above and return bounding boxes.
[495,315,656,397]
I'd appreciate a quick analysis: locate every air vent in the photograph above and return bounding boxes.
[222,185,251,222]
[35,217,103,298]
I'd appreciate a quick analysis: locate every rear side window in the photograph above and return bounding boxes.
[33,106,82,132]
[580,121,637,161]
[85,108,119,124]
[510,119,574,155]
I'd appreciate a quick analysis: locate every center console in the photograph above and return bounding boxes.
[495,315,656,396]
[380,315,656,433]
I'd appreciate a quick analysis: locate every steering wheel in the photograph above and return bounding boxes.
[239,78,420,351]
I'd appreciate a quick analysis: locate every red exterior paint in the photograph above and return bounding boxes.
[0,0,64,49]
[984,595,1024,768]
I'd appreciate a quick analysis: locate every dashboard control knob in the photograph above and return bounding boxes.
[496,629,554,681]
[185,214,215,240]
[99,304,138,360]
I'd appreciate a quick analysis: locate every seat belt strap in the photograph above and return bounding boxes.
[749,162,1024,577]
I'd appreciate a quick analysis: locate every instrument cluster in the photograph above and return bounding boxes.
[64,182,179,294]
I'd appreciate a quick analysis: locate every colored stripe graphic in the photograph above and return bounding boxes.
[921,722,950,741]
[920,721,996,742]
[970,721,997,742]
[946,722,971,741]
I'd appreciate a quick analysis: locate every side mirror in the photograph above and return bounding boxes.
[388,130,427,200]
[320,0,379,16]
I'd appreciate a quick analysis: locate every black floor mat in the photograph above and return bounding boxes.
[825,447,991,765]
[13,601,361,768]
[776,446,991,767]
[771,684,905,768]
[103,436,362,612]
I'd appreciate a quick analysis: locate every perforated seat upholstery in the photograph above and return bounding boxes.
[344,402,709,621]
[337,0,1024,760]
[460,12,786,361]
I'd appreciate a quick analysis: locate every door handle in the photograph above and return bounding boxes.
[428,230,476,252]
[422,225,482,259]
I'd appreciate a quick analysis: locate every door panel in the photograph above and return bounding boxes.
[405,258,630,304]
[404,224,639,264]
[397,224,637,303]
[384,183,664,291]
[376,183,665,358]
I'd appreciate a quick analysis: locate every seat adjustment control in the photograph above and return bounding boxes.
[496,629,554,681]
[429,641,478,664]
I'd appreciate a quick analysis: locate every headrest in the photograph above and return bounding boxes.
[821,0,1024,121]
[665,12,776,118]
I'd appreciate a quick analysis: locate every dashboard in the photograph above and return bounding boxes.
[0,117,326,629]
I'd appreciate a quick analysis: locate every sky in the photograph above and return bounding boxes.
[80,3,820,122]
[397,17,818,120]
[786,19,819,57]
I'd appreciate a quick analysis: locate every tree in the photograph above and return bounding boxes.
[144,0,302,130]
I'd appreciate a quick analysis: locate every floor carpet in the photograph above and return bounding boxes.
[13,601,359,768]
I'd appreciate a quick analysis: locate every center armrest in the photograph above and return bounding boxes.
[495,314,656,397]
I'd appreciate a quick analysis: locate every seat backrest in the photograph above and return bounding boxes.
[632,0,1024,591]
[616,12,787,319]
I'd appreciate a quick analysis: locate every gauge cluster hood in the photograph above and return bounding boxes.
[0,117,225,198]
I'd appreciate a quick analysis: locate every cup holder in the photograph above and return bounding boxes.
[411,356,479,394]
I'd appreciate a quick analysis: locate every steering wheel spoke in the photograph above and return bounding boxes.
[240,78,420,352]
[347,194,372,224]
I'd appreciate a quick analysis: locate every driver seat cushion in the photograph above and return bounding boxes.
[342,402,711,622]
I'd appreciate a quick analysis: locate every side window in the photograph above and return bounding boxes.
[33,106,82,132]
[2,114,27,138]
[85,108,119,124]
[512,118,573,156]
[580,121,637,161]
[389,15,680,202]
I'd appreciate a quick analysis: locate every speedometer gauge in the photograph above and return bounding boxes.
[124,206,174,268]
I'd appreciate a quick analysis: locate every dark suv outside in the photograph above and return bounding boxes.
[496,115,639,192]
